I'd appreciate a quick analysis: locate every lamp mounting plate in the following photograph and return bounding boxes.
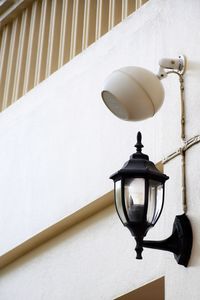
[172,214,193,266]
[142,214,193,267]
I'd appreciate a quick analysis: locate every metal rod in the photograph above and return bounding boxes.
[162,135,200,165]
[162,134,200,213]
[180,148,187,213]
[166,71,185,141]
[164,66,197,213]
[179,75,185,141]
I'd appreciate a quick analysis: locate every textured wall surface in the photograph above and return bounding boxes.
[1,0,200,299]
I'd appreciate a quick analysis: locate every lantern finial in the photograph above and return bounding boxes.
[135,132,144,153]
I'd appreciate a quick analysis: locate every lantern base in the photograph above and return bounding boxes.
[141,214,193,267]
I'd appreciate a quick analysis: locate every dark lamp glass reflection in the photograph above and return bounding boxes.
[125,178,145,222]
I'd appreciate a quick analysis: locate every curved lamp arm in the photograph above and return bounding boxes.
[135,214,193,267]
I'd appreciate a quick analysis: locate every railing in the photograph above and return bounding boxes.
[0,0,148,111]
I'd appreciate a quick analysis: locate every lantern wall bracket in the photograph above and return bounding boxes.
[141,214,193,267]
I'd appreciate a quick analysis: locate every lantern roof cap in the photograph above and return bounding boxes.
[110,132,169,182]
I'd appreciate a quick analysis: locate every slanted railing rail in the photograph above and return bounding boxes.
[0,0,148,111]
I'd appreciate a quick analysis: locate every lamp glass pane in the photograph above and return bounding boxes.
[124,178,145,222]
[147,180,164,225]
[115,180,127,224]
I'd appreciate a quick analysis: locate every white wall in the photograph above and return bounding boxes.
[0,0,163,255]
[1,0,200,299]
[0,205,166,300]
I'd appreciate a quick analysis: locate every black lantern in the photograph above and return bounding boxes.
[110,132,193,267]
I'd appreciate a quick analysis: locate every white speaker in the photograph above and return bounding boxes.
[101,66,164,121]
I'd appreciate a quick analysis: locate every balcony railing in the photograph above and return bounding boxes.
[0,0,148,111]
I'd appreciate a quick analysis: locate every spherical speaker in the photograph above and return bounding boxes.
[101,66,165,121]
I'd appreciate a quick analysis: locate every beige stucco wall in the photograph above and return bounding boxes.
[1,0,200,299]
